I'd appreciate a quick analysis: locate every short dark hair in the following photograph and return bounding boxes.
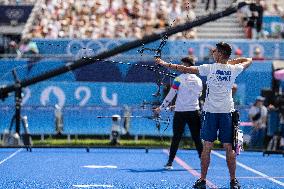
[216,42,232,58]
[180,56,195,66]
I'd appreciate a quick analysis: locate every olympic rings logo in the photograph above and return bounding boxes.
[21,85,118,107]
[5,9,24,20]
[39,39,283,59]
[66,40,125,59]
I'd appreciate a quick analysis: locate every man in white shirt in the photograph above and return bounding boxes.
[249,96,268,148]
[155,42,252,189]
[154,57,203,170]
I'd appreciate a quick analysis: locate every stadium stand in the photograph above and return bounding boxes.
[23,0,199,39]
[0,0,36,5]
[20,0,283,40]
[195,0,246,39]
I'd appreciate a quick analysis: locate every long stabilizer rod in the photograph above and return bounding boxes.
[0,2,247,100]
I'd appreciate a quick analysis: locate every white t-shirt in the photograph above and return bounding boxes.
[198,63,244,113]
[160,74,202,111]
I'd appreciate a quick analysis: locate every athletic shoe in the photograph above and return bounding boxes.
[193,178,206,189]
[230,178,241,189]
[164,162,173,170]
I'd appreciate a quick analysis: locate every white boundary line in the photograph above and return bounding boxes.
[0,149,23,165]
[211,150,284,187]
[162,149,218,189]
[238,176,284,179]
[73,184,114,188]
[82,165,117,169]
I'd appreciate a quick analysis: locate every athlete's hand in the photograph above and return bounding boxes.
[153,107,161,114]
[247,57,253,62]
[168,105,175,111]
[155,57,162,65]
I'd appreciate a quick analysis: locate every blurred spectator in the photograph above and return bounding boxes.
[237,3,251,27]
[45,24,58,39]
[188,47,198,62]
[182,0,196,21]
[121,0,130,16]
[234,48,243,58]
[274,3,284,18]
[19,37,39,56]
[265,105,284,151]
[106,0,115,15]
[7,41,21,57]
[249,96,268,149]
[252,47,265,61]
[154,1,170,33]
[205,0,217,12]
[19,36,40,71]
[181,2,196,39]
[265,2,284,18]
[280,113,284,148]
[238,0,265,39]
[0,0,36,4]
[25,0,197,39]
[122,105,131,136]
[110,114,121,145]
[250,0,264,39]
[54,104,63,135]
[168,0,182,23]
[128,0,141,19]
[168,0,183,39]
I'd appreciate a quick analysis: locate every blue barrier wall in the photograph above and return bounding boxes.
[0,39,280,135]
[0,59,272,106]
[33,39,284,60]
[0,106,173,135]
[236,61,272,105]
[0,58,75,81]
[0,81,159,107]
[0,60,273,135]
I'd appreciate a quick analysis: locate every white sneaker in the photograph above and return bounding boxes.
[164,162,173,170]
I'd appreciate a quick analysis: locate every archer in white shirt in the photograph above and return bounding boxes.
[154,57,203,170]
[155,42,252,189]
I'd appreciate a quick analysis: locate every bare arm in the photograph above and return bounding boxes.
[160,87,177,110]
[228,57,253,69]
[155,57,199,74]
[154,87,177,114]
[239,58,253,70]
[227,57,249,65]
